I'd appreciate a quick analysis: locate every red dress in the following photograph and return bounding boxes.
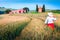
[48,23,54,30]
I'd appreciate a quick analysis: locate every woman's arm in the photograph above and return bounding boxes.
[45,17,48,24]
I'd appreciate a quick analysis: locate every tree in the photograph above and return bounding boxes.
[36,4,38,12]
[42,4,45,12]
[0,11,4,14]
[5,9,11,13]
[23,7,29,13]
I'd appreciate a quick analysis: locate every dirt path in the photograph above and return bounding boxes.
[14,15,60,40]
[14,18,32,40]
[0,14,60,40]
[14,17,46,40]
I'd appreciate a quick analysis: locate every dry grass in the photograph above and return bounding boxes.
[15,18,52,40]
[0,13,60,40]
[17,13,60,40]
[0,14,31,40]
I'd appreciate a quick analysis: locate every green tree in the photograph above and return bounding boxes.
[42,4,45,12]
[5,9,11,13]
[36,4,38,12]
[23,7,29,13]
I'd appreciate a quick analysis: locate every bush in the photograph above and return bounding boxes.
[23,7,29,13]
[5,9,11,14]
[0,11,5,14]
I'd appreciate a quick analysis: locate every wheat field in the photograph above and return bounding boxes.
[0,13,60,40]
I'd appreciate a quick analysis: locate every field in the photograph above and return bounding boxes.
[0,13,60,40]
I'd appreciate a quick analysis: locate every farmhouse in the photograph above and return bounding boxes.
[36,4,45,13]
[9,9,26,14]
[38,7,42,13]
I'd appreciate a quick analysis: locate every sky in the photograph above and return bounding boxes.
[0,0,60,10]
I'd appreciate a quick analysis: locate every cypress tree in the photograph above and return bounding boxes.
[36,4,38,12]
[42,4,45,12]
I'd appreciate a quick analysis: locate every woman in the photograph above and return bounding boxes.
[45,12,56,30]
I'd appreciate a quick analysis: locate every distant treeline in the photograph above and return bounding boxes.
[0,9,12,14]
[50,10,60,13]
[0,7,10,14]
